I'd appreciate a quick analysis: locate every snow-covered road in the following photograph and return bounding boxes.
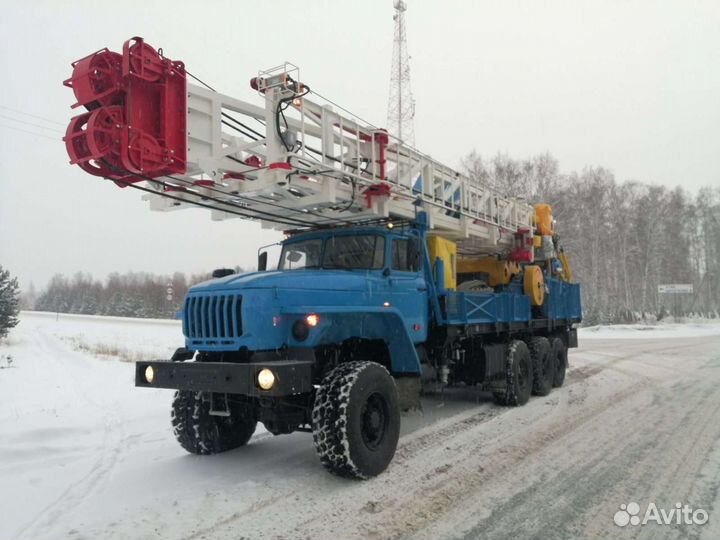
[2,312,720,539]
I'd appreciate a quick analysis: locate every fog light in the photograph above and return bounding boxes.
[257,368,275,390]
[306,313,320,327]
[144,365,155,384]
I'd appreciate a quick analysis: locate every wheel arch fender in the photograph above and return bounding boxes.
[281,306,421,374]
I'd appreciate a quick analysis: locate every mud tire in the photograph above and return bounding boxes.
[493,340,533,406]
[551,337,568,388]
[312,361,400,479]
[530,337,554,396]
[171,391,256,455]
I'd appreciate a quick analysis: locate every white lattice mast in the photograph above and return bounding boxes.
[387,0,415,146]
[63,36,535,252]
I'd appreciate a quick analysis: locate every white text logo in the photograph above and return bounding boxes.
[614,502,709,527]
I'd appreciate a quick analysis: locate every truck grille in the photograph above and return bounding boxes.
[184,294,243,339]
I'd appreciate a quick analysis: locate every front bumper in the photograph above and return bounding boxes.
[135,360,314,397]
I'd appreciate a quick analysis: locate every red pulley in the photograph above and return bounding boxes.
[64,111,94,165]
[122,130,166,175]
[85,106,123,161]
[122,37,164,82]
[64,106,132,181]
[63,49,122,110]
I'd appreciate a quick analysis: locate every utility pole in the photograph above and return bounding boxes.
[387,0,415,146]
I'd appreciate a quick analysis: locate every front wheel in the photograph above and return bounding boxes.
[312,361,401,479]
[171,391,256,455]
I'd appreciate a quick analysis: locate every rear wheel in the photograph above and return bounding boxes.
[494,340,533,406]
[312,361,401,479]
[551,337,568,387]
[171,391,256,455]
[529,337,554,396]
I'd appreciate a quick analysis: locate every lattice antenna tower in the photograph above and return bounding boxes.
[387,0,415,146]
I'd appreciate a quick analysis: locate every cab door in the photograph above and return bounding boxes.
[381,236,428,343]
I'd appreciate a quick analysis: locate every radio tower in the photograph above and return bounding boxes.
[387,0,415,146]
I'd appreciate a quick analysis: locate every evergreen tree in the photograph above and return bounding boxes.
[0,266,21,339]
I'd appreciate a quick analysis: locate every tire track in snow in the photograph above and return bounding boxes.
[390,340,720,540]
[14,329,128,540]
[13,331,716,540]
[179,339,710,539]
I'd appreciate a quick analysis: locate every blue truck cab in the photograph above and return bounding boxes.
[182,226,428,372]
[136,211,581,478]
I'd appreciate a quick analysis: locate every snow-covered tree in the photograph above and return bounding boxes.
[0,266,20,339]
[461,150,720,323]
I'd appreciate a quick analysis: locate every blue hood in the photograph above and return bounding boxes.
[191,269,374,293]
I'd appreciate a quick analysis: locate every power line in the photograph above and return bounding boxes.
[0,114,65,134]
[0,106,65,127]
[0,123,60,142]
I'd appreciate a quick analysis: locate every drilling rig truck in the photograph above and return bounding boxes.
[63,37,582,479]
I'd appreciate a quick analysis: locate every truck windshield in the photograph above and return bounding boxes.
[278,239,322,270]
[323,235,385,269]
[278,235,385,270]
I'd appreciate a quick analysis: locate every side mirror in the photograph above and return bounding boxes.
[212,268,235,279]
[258,251,268,271]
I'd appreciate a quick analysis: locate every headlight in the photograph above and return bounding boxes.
[257,368,275,390]
[144,365,155,384]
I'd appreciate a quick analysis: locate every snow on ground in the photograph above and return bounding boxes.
[580,318,720,339]
[2,312,720,540]
[23,311,183,362]
[0,312,181,540]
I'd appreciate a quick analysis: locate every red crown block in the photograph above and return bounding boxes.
[63,37,187,186]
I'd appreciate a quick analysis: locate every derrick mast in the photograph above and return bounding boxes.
[62,37,533,255]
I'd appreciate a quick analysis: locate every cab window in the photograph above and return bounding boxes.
[392,238,420,272]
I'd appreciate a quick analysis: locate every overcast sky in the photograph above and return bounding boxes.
[1,0,719,290]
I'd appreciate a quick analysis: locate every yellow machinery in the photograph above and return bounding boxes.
[557,248,573,283]
[523,265,545,306]
[534,203,553,236]
[426,235,457,290]
[533,203,574,284]
[456,257,520,287]
[430,203,572,301]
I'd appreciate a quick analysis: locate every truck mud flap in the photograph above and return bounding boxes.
[568,328,578,348]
